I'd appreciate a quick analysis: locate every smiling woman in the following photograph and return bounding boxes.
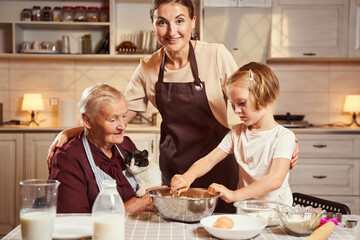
[48,83,155,214]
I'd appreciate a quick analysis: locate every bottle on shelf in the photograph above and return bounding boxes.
[74,6,87,22]
[99,6,109,22]
[92,180,125,240]
[53,7,62,22]
[31,6,41,21]
[21,8,32,21]
[41,6,52,21]
[87,7,99,22]
[62,6,74,22]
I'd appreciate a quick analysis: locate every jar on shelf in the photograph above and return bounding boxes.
[41,6,52,21]
[62,6,74,22]
[31,6,41,21]
[74,6,86,22]
[21,8,32,21]
[53,7,62,22]
[99,6,109,22]
[86,7,99,22]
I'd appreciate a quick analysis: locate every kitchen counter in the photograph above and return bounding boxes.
[2,212,359,239]
[0,124,160,133]
[0,124,359,134]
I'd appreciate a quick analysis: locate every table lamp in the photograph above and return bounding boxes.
[22,93,44,126]
[343,95,360,127]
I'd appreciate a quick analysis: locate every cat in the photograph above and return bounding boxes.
[123,149,162,197]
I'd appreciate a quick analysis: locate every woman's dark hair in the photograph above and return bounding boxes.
[150,0,195,21]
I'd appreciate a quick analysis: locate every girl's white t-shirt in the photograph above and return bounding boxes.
[218,124,296,206]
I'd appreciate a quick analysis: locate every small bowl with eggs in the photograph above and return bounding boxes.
[200,214,267,240]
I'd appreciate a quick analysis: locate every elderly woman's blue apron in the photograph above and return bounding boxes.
[82,134,137,193]
[155,42,239,213]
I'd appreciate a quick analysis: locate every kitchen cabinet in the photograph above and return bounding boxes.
[204,0,271,7]
[24,133,60,180]
[0,0,203,59]
[0,134,23,236]
[289,133,360,214]
[269,0,349,58]
[349,0,360,57]
[125,132,160,164]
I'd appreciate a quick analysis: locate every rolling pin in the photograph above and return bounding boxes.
[306,222,336,240]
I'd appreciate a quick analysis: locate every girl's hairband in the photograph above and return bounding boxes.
[249,69,254,81]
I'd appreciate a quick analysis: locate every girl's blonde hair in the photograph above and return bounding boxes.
[79,83,124,124]
[226,62,279,110]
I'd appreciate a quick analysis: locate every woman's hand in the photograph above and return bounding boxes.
[125,193,154,213]
[170,174,192,195]
[290,138,299,169]
[208,183,235,203]
[47,130,69,171]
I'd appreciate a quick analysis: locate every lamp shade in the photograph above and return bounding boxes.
[22,93,44,111]
[343,95,360,113]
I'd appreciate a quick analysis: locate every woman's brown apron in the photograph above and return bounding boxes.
[155,42,239,213]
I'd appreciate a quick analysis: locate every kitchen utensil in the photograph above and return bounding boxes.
[147,187,219,223]
[200,214,267,240]
[61,36,70,54]
[345,220,357,228]
[306,221,335,240]
[276,204,325,236]
[41,41,52,50]
[274,112,305,121]
[234,200,284,227]
[32,41,41,50]
[21,41,31,50]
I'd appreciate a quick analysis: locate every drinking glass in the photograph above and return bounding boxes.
[19,179,60,240]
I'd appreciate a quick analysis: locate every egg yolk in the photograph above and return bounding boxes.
[213,216,234,229]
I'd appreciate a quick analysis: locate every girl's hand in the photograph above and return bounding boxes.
[170,174,191,195]
[208,183,235,203]
[47,131,69,172]
[290,138,299,169]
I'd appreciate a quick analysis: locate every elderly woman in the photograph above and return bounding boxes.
[48,83,154,213]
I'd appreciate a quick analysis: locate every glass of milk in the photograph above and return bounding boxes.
[19,179,60,240]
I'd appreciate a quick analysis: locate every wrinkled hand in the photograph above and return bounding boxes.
[290,138,299,170]
[170,174,191,195]
[208,183,234,203]
[47,131,69,172]
[126,193,154,213]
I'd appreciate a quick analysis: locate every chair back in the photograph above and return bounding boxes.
[292,192,351,214]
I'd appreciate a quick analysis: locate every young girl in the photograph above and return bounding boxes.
[170,62,295,206]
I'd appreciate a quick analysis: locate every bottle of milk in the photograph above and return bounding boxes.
[92,179,125,240]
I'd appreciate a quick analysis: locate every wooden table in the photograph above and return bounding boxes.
[2,213,359,239]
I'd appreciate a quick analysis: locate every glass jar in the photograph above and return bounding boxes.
[99,6,109,22]
[92,180,125,240]
[74,6,86,22]
[41,6,52,21]
[21,8,32,21]
[31,6,41,21]
[86,7,99,22]
[53,7,62,22]
[62,6,74,22]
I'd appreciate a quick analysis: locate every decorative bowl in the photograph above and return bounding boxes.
[147,187,219,223]
[234,200,284,227]
[276,205,326,236]
[200,214,267,240]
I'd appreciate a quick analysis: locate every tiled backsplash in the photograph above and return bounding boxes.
[0,58,359,127]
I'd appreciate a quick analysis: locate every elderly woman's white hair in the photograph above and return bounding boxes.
[79,83,124,124]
